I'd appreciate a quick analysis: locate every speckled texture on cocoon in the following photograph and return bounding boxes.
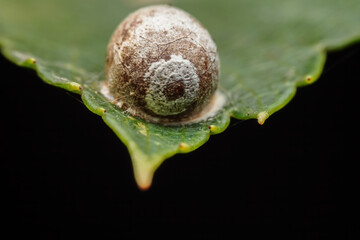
[105,5,220,122]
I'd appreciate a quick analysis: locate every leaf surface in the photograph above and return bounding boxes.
[1,0,359,188]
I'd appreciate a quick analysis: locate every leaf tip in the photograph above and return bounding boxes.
[131,151,157,191]
[137,179,153,191]
[134,164,154,191]
[257,111,269,125]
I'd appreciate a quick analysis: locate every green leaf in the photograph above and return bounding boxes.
[1,0,359,189]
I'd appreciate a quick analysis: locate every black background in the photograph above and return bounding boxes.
[1,43,360,239]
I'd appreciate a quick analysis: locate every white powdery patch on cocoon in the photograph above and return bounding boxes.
[144,55,200,115]
[136,6,206,41]
[118,5,218,63]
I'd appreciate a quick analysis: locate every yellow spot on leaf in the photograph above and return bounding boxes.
[257,111,269,125]
[68,82,82,91]
[97,107,106,115]
[305,75,313,83]
[179,142,190,152]
[209,125,220,133]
